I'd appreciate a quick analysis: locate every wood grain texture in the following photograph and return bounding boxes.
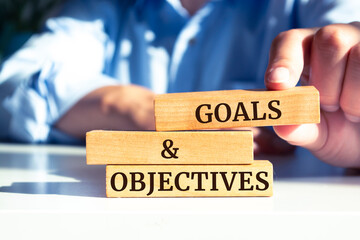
[155,86,320,131]
[106,160,273,197]
[86,130,253,165]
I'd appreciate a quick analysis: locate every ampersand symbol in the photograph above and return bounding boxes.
[161,139,179,159]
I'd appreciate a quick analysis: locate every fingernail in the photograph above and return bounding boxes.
[267,67,290,83]
[344,113,360,123]
[321,104,339,112]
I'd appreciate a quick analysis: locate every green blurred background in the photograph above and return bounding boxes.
[0,0,64,62]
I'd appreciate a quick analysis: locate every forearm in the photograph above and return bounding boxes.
[55,85,155,139]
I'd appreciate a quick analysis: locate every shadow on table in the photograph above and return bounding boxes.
[0,150,107,198]
[0,181,106,197]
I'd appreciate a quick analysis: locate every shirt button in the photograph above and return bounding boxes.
[188,37,196,45]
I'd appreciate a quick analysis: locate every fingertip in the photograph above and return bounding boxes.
[273,125,300,141]
[265,67,296,90]
[344,113,360,123]
[273,123,323,150]
[321,104,339,112]
[267,67,289,83]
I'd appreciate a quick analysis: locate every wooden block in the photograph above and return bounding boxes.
[155,86,320,131]
[106,160,273,198]
[86,130,253,165]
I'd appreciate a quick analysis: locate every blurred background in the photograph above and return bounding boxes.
[0,0,64,63]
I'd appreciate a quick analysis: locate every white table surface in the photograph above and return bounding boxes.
[0,143,359,240]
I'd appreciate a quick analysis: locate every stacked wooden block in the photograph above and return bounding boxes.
[86,86,320,197]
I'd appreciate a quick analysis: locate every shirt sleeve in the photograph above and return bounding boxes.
[296,0,360,28]
[0,0,122,143]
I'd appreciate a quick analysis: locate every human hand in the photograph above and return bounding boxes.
[100,84,155,130]
[265,22,360,167]
[56,84,155,139]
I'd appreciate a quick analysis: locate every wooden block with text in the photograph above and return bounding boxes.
[155,86,320,131]
[86,130,253,165]
[106,160,273,197]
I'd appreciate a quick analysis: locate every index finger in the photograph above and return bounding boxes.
[265,28,316,90]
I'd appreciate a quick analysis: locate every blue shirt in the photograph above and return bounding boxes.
[0,0,359,143]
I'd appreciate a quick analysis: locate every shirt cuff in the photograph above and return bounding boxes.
[4,61,119,143]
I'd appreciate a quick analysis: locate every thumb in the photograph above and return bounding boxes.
[265,28,325,151]
[265,29,315,90]
[273,114,327,152]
